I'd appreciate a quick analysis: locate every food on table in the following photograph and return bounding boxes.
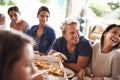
[34,59,64,76]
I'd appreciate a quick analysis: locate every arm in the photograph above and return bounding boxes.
[32,72,49,80]
[63,39,92,72]
[102,53,120,80]
[25,25,36,35]
[24,21,30,32]
[77,68,88,80]
[77,59,92,79]
[39,52,47,56]
[20,20,30,33]
[32,74,43,80]
[46,28,56,53]
[34,51,47,56]
[48,49,57,55]
[49,29,56,44]
[63,56,90,72]
[92,51,120,80]
[48,49,67,60]
[48,49,89,73]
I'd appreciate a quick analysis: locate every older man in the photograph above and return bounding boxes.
[48,18,92,72]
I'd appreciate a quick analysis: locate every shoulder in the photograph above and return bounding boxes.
[45,25,55,34]
[53,37,65,45]
[52,37,64,47]
[80,36,88,42]
[45,25,55,31]
[44,25,56,38]
[22,20,28,24]
[113,49,120,58]
[21,20,29,26]
[78,36,92,50]
[111,49,120,66]
[26,25,38,34]
[79,36,91,45]
[30,25,38,30]
[55,36,64,42]
[92,40,100,47]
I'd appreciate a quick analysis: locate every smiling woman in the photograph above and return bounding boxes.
[0,0,68,37]
[26,6,56,55]
[78,24,120,80]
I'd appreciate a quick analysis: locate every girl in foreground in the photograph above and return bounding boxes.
[0,30,48,80]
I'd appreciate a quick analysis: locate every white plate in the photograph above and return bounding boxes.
[64,67,75,78]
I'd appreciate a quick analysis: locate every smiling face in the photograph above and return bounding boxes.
[9,44,36,80]
[37,11,49,26]
[63,23,80,45]
[104,27,120,47]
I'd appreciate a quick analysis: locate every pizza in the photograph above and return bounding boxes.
[48,67,64,76]
[34,59,64,76]
[34,59,50,69]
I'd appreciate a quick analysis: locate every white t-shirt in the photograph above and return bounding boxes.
[91,41,120,80]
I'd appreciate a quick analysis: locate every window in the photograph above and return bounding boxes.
[0,0,68,37]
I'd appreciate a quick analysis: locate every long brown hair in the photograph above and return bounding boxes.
[0,30,34,80]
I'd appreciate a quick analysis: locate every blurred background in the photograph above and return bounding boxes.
[0,0,120,40]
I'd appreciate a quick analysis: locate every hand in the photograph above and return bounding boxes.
[32,73,43,80]
[41,72,49,80]
[32,72,49,80]
[34,51,39,55]
[51,52,68,61]
[77,68,86,80]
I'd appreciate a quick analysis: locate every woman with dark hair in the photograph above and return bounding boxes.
[0,30,47,80]
[8,6,29,32]
[26,6,56,55]
[78,24,120,80]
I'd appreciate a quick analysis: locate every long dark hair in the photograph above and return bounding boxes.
[0,30,34,80]
[101,24,120,48]
[8,6,21,14]
[37,6,50,16]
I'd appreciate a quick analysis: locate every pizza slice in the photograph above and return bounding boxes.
[34,59,64,76]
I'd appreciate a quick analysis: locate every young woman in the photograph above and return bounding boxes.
[0,30,47,80]
[8,6,29,32]
[78,24,120,80]
[26,6,56,55]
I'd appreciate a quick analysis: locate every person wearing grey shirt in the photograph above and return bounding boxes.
[78,24,120,80]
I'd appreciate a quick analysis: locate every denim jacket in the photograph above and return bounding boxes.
[26,24,56,53]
